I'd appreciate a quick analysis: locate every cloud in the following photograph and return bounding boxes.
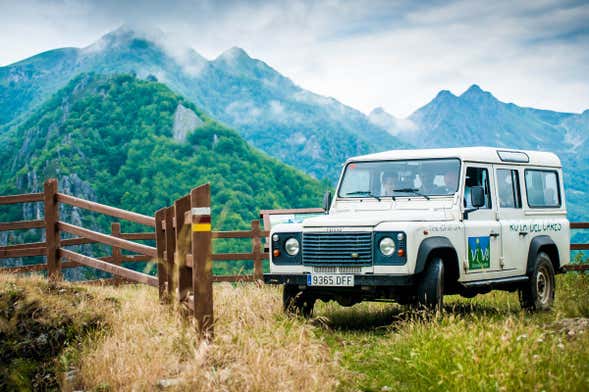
[225,100,262,124]
[0,0,587,117]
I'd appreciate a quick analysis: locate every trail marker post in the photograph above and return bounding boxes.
[191,184,214,338]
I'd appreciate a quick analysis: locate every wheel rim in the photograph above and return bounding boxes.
[536,266,551,304]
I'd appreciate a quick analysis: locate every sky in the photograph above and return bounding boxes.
[0,0,588,117]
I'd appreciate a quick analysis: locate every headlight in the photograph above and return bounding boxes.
[285,237,300,256]
[397,233,405,241]
[272,233,280,242]
[379,237,395,256]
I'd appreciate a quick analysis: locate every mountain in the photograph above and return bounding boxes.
[0,26,407,181]
[368,85,588,220]
[403,84,575,149]
[0,73,325,242]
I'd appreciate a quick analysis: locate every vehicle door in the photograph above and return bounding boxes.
[461,164,502,281]
[494,166,528,275]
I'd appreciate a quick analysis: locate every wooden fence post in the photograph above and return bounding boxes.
[174,195,192,302]
[164,206,176,300]
[44,179,60,280]
[111,222,121,284]
[155,208,168,301]
[251,220,263,281]
[110,222,123,278]
[110,222,121,265]
[191,184,214,338]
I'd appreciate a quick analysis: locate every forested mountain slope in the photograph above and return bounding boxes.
[0,73,325,233]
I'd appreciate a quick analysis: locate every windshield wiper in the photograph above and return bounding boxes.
[344,191,381,201]
[392,188,431,200]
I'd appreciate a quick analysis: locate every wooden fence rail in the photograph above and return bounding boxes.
[57,193,155,227]
[0,193,44,204]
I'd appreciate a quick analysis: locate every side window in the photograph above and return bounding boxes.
[464,167,492,209]
[525,170,561,208]
[496,169,522,208]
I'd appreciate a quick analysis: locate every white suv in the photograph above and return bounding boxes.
[264,147,570,315]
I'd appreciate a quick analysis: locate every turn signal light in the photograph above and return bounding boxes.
[398,248,405,257]
[273,249,281,257]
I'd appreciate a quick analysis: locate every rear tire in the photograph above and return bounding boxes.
[519,252,555,311]
[415,257,444,310]
[283,285,315,317]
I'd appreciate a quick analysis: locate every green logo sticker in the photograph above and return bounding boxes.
[468,236,490,269]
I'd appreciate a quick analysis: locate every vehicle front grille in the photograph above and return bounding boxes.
[302,232,372,265]
[312,266,362,274]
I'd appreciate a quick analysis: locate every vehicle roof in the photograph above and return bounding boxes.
[348,146,562,167]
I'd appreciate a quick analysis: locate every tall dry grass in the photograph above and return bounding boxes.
[5,272,587,391]
[78,283,339,391]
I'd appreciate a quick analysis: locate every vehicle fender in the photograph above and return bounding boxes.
[526,235,560,275]
[414,236,458,275]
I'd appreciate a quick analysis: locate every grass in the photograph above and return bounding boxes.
[316,273,589,391]
[74,282,338,391]
[0,274,117,391]
[1,273,588,391]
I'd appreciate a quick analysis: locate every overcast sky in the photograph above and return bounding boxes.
[0,0,588,117]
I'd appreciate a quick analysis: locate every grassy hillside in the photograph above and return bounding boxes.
[2,272,588,391]
[0,275,117,390]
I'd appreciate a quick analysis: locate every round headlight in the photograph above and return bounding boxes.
[379,237,395,256]
[397,232,405,241]
[272,233,280,242]
[285,237,300,256]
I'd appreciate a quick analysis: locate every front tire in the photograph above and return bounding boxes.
[519,252,555,311]
[416,257,444,310]
[283,285,315,317]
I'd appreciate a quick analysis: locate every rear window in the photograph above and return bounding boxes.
[524,170,561,208]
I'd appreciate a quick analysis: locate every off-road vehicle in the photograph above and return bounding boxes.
[264,147,569,315]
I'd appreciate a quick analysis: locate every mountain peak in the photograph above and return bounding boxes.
[216,47,251,63]
[107,24,164,40]
[435,89,456,100]
[86,24,163,53]
[460,84,495,101]
[212,46,282,79]
[465,84,483,93]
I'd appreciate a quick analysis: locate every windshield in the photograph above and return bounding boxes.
[338,158,461,198]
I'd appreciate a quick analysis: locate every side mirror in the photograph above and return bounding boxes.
[323,191,332,213]
[471,186,485,208]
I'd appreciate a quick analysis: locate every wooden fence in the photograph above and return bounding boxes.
[0,178,158,285]
[155,184,268,337]
[566,222,589,271]
[153,186,329,337]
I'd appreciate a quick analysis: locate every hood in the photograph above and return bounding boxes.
[303,209,454,228]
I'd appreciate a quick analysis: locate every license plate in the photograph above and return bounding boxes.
[307,274,354,287]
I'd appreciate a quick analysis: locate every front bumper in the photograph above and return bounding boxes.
[263,273,415,287]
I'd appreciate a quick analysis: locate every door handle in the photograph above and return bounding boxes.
[490,231,500,238]
[519,231,528,237]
